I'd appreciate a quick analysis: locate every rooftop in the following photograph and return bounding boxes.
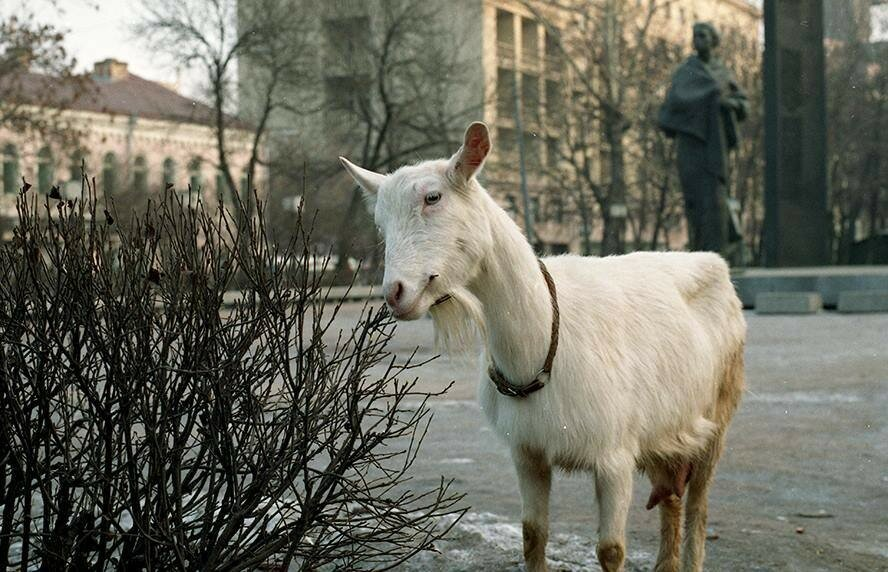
[5,59,249,130]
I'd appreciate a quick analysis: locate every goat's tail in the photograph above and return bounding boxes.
[714,342,745,431]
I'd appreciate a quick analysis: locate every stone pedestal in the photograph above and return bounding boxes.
[763,0,830,267]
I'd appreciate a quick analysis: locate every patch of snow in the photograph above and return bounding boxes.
[408,511,654,571]
[746,391,862,404]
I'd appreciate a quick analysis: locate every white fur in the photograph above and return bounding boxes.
[341,123,746,572]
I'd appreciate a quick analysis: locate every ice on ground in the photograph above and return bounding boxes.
[404,511,653,571]
[746,390,863,404]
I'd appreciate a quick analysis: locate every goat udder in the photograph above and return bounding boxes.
[645,462,692,510]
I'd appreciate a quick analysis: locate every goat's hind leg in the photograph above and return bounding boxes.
[513,446,552,572]
[680,436,722,572]
[645,461,688,572]
[683,347,744,572]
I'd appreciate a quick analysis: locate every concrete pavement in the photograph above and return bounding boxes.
[325,305,888,571]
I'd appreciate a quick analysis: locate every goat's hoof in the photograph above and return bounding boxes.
[522,520,549,572]
[596,540,625,572]
[653,559,680,572]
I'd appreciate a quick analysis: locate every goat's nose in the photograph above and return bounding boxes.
[384,281,404,308]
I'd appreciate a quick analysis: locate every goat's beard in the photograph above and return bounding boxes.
[428,286,485,356]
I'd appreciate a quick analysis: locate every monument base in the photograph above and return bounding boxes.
[731,266,888,309]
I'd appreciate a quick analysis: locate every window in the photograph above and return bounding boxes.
[188,158,202,192]
[497,68,516,119]
[546,137,560,168]
[324,16,370,69]
[544,30,562,72]
[546,80,562,122]
[241,171,250,196]
[521,18,539,66]
[69,150,86,184]
[497,10,515,46]
[523,131,541,168]
[3,144,19,194]
[37,147,53,194]
[521,73,540,122]
[216,169,230,203]
[498,127,517,156]
[133,155,148,194]
[102,152,118,194]
[162,158,176,189]
[324,76,368,112]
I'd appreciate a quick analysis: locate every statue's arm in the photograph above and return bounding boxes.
[725,81,749,122]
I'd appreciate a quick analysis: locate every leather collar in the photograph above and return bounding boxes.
[487,258,560,398]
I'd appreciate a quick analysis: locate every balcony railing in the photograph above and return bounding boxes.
[522,50,541,71]
[545,54,564,75]
[497,41,516,67]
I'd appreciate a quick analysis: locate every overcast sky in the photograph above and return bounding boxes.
[5,0,204,98]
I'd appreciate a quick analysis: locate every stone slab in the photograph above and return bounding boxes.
[731,266,888,308]
[221,285,383,307]
[755,292,823,314]
[837,290,888,313]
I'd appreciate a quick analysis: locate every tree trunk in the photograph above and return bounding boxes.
[334,186,364,284]
[576,192,594,255]
[836,209,859,265]
[650,178,670,250]
[600,120,626,255]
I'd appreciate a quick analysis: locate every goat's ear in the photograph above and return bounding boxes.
[339,157,384,197]
[449,122,491,182]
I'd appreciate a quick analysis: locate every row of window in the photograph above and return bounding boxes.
[495,9,562,71]
[1,144,247,198]
[496,128,560,170]
[496,67,563,124]
[503,193,567,225]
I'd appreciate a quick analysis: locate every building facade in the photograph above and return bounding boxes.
[243,0,761,254]
[0,59,256,239]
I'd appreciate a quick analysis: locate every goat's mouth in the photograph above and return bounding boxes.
[390,284,451,321]
[390,298,427,320]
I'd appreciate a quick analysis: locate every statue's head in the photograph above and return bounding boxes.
[692,22,720,58]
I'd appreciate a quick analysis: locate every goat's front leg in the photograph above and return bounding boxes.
[594,451,635,572]
[513,445,552,572]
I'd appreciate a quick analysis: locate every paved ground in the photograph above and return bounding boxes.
[327,304,888,571]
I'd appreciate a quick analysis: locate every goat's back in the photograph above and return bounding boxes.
[482,251,745,465]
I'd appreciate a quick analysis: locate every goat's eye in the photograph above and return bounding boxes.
[424,191,442,206]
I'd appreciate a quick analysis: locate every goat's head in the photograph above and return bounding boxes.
[340,122,493,321]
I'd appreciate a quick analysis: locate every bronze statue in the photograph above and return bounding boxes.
[658,22,747,256]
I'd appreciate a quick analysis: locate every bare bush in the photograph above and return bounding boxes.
[0,179,464,570]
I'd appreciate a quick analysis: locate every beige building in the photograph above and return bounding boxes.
[1,59,256,238]
[249,0,760,254]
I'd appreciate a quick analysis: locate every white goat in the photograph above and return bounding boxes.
[341,122,745,572]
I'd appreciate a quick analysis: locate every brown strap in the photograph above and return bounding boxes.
[538,258,559,375]
[488,258,560,398]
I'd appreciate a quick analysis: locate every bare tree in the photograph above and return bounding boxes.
[0,12,88,144]
[135,0,311,211]
[719,25,764,264]
[530,0,682,255]
[314,0,480,280]
[0,178,465,570]
[825,8,887,263]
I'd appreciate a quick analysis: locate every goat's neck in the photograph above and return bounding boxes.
[468,196,553,382]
